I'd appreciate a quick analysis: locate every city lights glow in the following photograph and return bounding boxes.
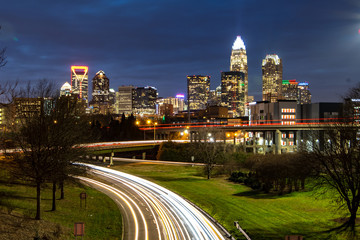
[232,36,246,50]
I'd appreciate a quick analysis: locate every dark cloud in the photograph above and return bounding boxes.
[0,0,359,102]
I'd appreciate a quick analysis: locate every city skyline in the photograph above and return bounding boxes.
[0,0,359,102]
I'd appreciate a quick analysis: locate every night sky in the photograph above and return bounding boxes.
[0,0,359,102]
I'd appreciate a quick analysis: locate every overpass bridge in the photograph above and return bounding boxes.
[140,120,354,154]
[83,140,187,165]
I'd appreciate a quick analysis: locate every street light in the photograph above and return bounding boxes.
[136,121,145,140]
[153,122,158,144]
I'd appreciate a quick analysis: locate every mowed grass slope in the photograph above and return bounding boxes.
[0,177,122,240]
[114,162,349,240]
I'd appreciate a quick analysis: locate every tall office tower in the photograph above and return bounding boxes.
[298,82,311,104]
[92,70,110,104]
[221,71,245,117]
[230,36,248,104]
[116,86,134,115]
[132,86,158,115]
[282,80,298,101]
[262,54,283,102]
[187,75,210,111]
[60,82,71,96]
[71,66,89,103]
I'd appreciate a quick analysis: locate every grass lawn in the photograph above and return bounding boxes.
[0,175,122,240]
[113,162,351,240]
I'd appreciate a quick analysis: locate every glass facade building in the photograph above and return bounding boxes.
[187,75,210,111]
[71,66,89,104]
[230,36,248,105]
[262,54,283,103]
[221,71,245,117]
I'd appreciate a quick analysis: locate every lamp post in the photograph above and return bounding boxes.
[146,120,151,141]
[153,122,158,144]
[136,121,145,140]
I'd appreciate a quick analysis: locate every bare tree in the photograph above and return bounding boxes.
[190,128,227,179]
[0,26,7,68]
[47,95,89,210]
[300,86,360,234]
[7,80,89,219]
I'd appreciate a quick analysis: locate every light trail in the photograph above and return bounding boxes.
[76,176,146,240]
[79,163,227,240]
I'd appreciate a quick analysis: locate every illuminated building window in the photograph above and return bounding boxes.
[281,133,286,138]
[282,121,295,125]
[289,141,294,146]
[281,108,295,113]
[282,114,295,119]
[289,133,294,138]
[281,140,286,146]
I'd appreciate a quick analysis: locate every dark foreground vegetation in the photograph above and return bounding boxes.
[0,168,122,240]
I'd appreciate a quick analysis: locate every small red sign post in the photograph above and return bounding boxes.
[74,222,84,239]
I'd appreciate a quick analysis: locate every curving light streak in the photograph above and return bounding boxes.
[76,176,147,240]
[80,163,226,240]
[91,170,188,240]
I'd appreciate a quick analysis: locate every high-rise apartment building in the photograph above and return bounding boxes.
[282,80,312,104]
[230,36,248,104]
[298,82,311,104]
[187,75,210,111]
[282,80,298,101]
[262,54,283,102]
[163,94,185,114]
[71,66,89,103]
[221,71,245,117]
[92,70,110,104]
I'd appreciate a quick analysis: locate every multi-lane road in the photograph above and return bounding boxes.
[77,164,230,240]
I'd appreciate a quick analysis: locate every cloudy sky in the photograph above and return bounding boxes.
[0,0,359,102]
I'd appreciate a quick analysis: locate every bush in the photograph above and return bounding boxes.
[243,173,262,190]
[229,171,247,183]
[229,153,314,194]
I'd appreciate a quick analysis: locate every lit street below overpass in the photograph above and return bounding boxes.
[77,164,229,240]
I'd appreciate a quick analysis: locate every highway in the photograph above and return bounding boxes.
[77,163,228,240]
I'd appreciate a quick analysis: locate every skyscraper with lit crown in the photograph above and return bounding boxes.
[262,54,283,102]
[71,66,89,103]
[230,36,248,104]
[220,36,248,116]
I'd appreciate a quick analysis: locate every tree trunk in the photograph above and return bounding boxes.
[51,181,56,211]
[294,179,299,191]
[301,178,305,189]
[35,183,41,220]
[60,180,64,199]
[348,210,357,230]
[288,178,293,193]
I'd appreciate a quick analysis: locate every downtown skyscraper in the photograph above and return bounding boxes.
[262,54,283,103]
[91,70,110,104]
[90,70,111,114]
[220,36,248,116]
[221,71,245,117]
[187,75,210,111]
[71,66,89,103]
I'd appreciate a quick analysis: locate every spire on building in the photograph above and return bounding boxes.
[232,36,246,50]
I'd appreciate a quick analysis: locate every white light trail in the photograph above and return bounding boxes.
[79,163,226,240]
